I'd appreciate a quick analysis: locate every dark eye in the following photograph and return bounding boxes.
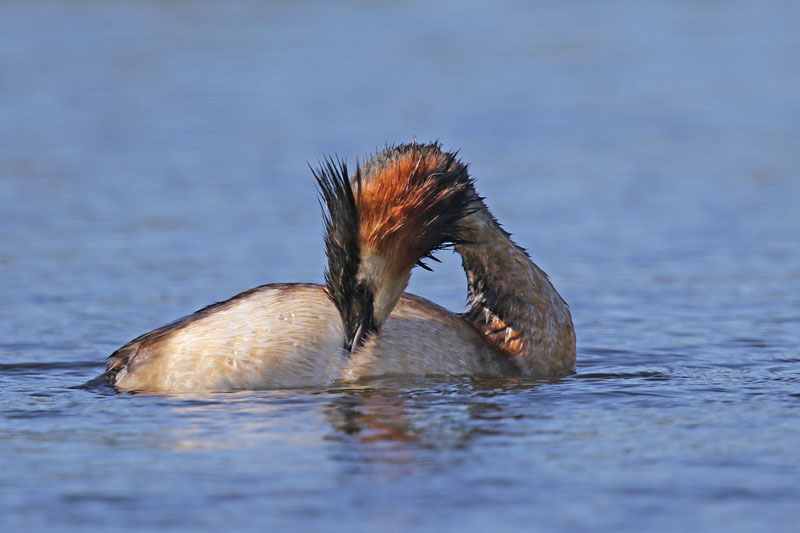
[355,283,368,300]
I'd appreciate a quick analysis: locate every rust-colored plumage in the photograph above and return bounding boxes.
[355,143,477,276]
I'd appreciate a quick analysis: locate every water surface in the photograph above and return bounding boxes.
[1,1,799,531]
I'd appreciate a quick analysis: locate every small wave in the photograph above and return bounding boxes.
[0,360,100,372]
[575,370,670,380]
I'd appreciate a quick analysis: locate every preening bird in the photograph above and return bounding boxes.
[99,142,575,392]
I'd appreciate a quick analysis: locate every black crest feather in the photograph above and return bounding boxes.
[312,158,360,327]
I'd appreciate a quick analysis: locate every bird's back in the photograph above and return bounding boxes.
[107,284,347,391]
[106,284,512,392]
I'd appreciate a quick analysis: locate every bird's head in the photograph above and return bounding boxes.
[314,141,478,353]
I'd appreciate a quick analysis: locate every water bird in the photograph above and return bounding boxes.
[100,142,575,392]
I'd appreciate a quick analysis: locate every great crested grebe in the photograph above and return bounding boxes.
[100,142,574,392]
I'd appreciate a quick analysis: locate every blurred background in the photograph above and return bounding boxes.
[1,1,798,343]
[1,1,798,531]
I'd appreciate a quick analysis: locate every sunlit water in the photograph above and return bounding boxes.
[2,1,799,531]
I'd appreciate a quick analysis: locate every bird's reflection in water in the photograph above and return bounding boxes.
[323,377,542,449]
[149,389,330,452]
[149,377,544,458]
[325,391,418,443]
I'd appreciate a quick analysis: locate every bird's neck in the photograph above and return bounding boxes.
[455,200,576,376]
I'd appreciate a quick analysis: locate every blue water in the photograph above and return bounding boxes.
[2,1,799,531]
